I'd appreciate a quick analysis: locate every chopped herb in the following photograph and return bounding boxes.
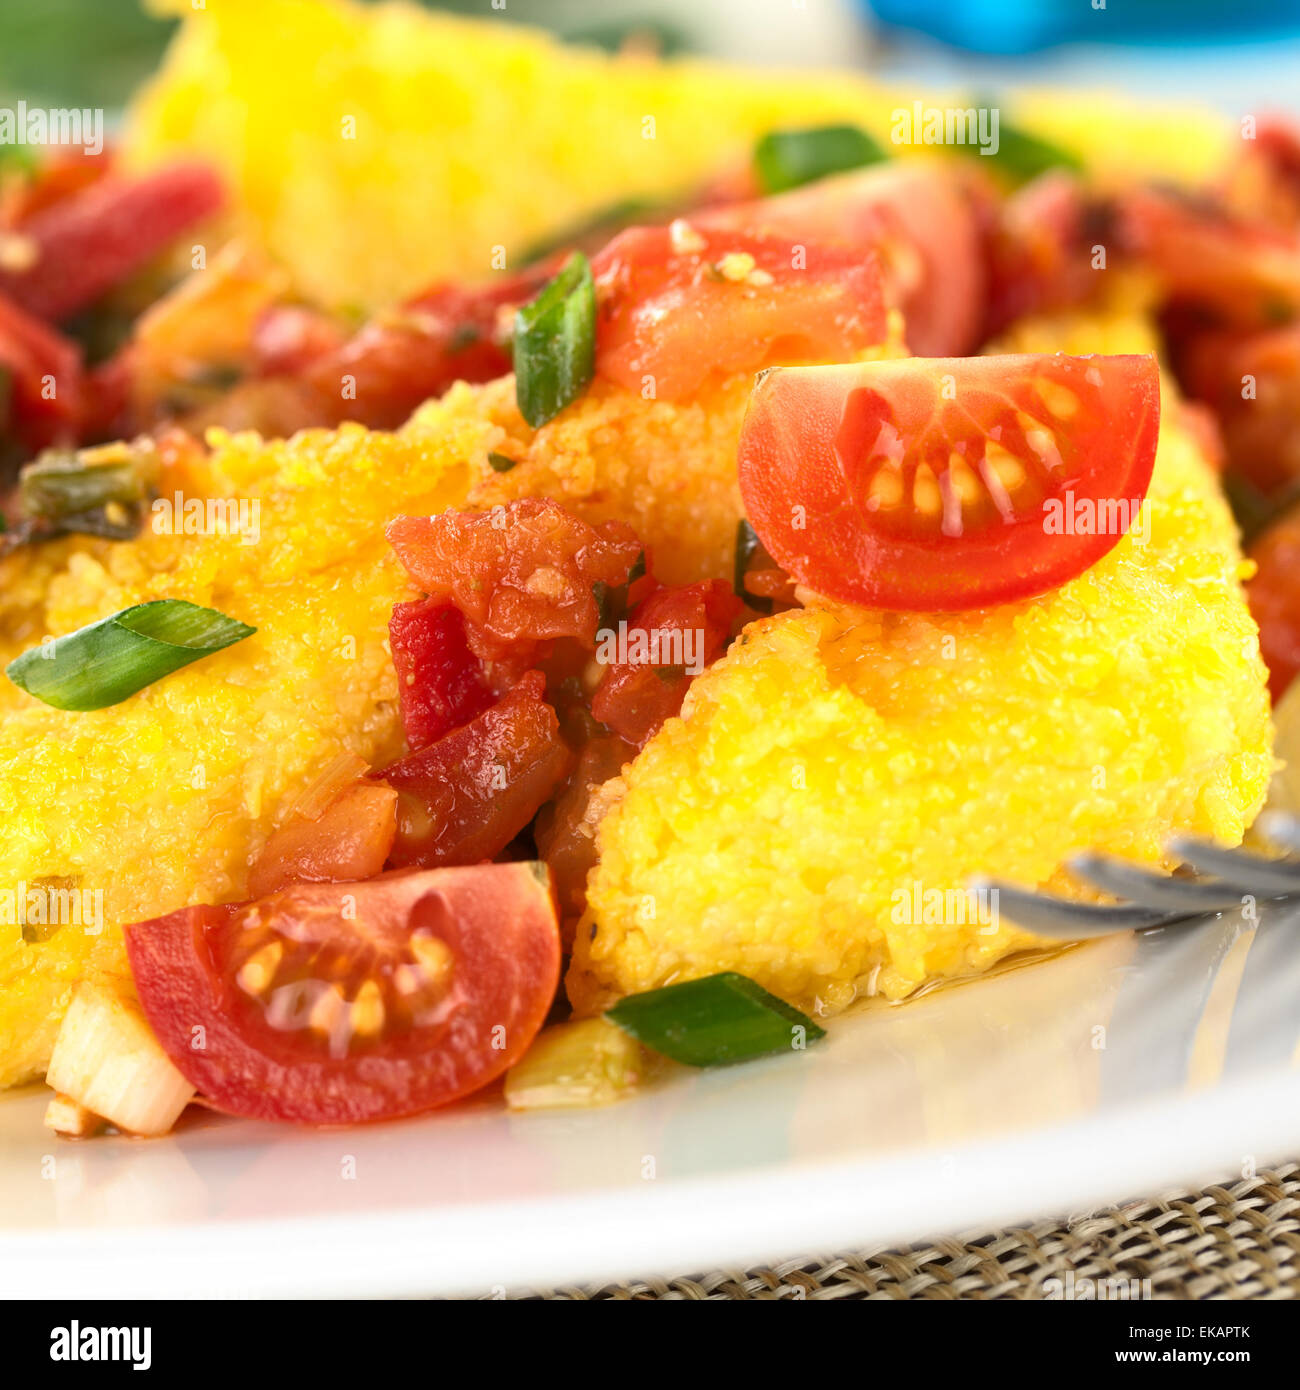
[753,124,886,195]
[487,450,518,473]
[606,971,825,1067]
[6,599,255,712]
[628,549,647,586]
[513,252,596,429]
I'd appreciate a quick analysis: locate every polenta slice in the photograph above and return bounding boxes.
[568,391,1274,1017]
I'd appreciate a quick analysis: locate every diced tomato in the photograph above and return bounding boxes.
[125,861,561,1124]
[251,304,348,377]
[389,598,494,751]
[589,223,887,401]
[247,780,399,899]
[981,171,1109,340]
[738,354,1161,611]
[386,499,642,658]
[533,734,635,922]
[77,347,134,442]
[379,671,572,869]
[1119,185,1300,329]
[1220,114,1300,236]
[591,580,742,746]
[295,268,553,430]
[0,162,224,323]
[1247,506,1300,702]
[0,291,83,450]
[1174,323,1300,495]
[704,162,987,357]
[0,148,112,228]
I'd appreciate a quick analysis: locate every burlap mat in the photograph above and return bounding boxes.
[515,1161,1300,1299]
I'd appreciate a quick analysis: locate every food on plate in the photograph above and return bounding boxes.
[0,0,1289,1135]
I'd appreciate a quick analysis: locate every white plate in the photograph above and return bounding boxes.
[1,902,1298,1298]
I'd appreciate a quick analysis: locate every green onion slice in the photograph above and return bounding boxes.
[753,124,886,195]
[487,450,518,473]
[966,100,1083,184]
[513,251,596,429]
[19,448,147,530]
[605,971,826,1067]
[6,599,256,711]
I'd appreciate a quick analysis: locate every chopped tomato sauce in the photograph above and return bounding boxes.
[591,579,742,746]
[1247,507,1300,702]
[0,163,224,324]
[389,598,494,751]
[0,291,83,450]
[386,499,642,659]
[248,780,398,899]
[533,734,636,922]
[379,670,573,868]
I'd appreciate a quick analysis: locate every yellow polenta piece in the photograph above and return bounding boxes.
[128,0,1229,311]
[569,398,1274,1017]
[0,339,869,1086]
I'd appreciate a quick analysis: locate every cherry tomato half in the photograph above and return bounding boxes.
[590,223,887,401]
[125,862,561,1125]
[737,353,1160,611]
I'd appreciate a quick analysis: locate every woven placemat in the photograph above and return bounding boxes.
[516,1161,1300,1300]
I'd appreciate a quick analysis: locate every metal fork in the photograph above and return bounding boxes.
[969,812,1300,939]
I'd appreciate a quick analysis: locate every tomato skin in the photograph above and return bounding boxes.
[247,781,399,899]
[590,223,887,401]
[704,162,986,357]
[1247,507,1300,702]
[386,499,642,657]
[591,580,742,746]
[737,354,1161,612]
[0,291,83,450]
[380,671,573,869]
[388,599,494,751]
[125,862,561,1125]
[0,163,224,323]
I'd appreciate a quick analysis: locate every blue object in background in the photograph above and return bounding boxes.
[864,0,1300,55]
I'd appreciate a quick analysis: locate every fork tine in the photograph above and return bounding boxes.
[1067,852,1249,912]
[968,878,1180,937]
[1166,835,1300,895]
[1256,811,1300,854]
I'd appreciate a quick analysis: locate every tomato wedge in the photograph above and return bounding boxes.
[704,162,986,357]
[125,862,561,1125]
[590,223,886,401]
[737,354,1161,611]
